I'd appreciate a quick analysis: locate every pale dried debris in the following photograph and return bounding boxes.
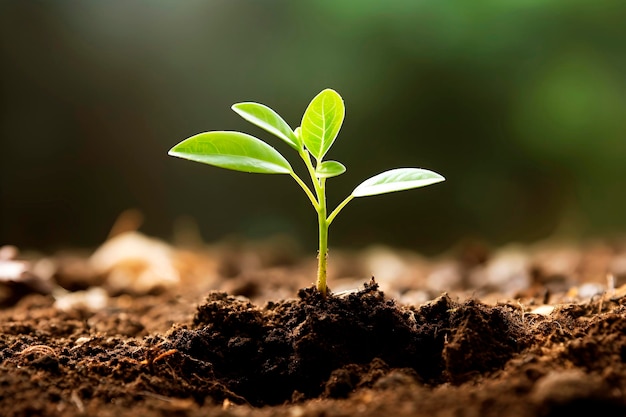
[72,337,92,348]
[0,259,30,282]
[363,246,408,284]
[0,245,29,282]
[469,246,531,295]
[529,305,556,316]
[329,278,368,296]
[398,289,432,305]
[566,282,606,300]
[611,283,626,298]
[89,231,181,293]
[426,260,463,292]
[107,208,144,239]
[0,246,54,296]
[54,287,109,311]
[361,245,429,294]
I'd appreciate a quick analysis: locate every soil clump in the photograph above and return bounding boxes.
[1,238,626,416]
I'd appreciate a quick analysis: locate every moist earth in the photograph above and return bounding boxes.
[1,237,626,416]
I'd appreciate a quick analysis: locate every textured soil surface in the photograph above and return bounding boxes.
[2,230,626,416]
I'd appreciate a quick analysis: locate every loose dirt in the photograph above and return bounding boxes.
[1,234,626,416]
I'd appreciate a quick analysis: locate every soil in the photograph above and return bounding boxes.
[2,232,626,417]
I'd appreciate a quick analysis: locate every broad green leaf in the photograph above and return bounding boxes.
[232,102,301,150]
[168,131,292,174]
[315,160,346,178]
[352,168,445,197]
[301,89,345,160]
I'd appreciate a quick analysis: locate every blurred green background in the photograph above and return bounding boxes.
[1,0,625,254]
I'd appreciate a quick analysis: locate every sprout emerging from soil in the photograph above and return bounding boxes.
[169,89,445,296]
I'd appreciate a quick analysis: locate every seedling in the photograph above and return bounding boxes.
[169,89,445,296]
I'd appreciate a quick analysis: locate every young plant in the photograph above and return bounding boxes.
[169,89,444,296]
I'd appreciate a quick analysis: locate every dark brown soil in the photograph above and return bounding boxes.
[2,235,626,416]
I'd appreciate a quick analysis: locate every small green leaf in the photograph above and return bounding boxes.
[352,168,445,197]
[315,160,346,178]
[301,89,345,160]
[168,131,292,174]
[232,102,301,150]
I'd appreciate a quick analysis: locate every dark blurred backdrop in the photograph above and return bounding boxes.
[1,0,625,254]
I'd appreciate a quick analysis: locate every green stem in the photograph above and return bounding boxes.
[317,178,328,297]
[299,150,319,185]
[290,171,319,210]
[298,150,330,296]
[327,194,354,226]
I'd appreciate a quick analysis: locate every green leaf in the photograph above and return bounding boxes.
[315,160,346,178]
[301,89,345,160]
[232,102,301,150]
[168,131,292,174]
[352,168,445,197]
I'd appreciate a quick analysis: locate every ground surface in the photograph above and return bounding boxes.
[2,230,626,416]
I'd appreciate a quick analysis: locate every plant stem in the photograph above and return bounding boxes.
[298,150,331,296]
[290,171,319,210]
[327,194,354,226]
[317,178,328,296]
